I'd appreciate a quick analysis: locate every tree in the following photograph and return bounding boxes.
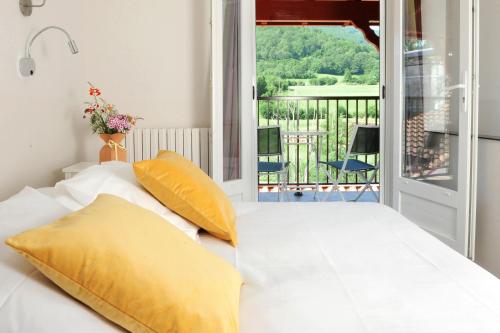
[257,76,268,97]
[256,26,380,94]
[343,69,353,83]
[364,71,380,85]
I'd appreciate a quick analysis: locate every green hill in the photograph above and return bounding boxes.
[256,26,379,97]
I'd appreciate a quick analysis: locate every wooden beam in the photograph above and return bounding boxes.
[256,0,379,24]
[351,19,380,50]
[256,0,380,49]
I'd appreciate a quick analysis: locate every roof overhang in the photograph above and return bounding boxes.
[256,0,380,49]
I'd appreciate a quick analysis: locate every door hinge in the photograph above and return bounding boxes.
[252,85,256,100]
[382,85,386,99]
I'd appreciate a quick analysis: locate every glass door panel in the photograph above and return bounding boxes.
[212,0,256,201]
[223,0,242,181]
[403,0,463,191]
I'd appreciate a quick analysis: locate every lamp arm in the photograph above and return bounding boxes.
[26,26,74,57]
[22,0,47,8]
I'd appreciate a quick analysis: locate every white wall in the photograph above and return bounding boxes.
[476,140,500,277]
[475,0,500,278]
[0,0,211,200]
[477,0,500,138]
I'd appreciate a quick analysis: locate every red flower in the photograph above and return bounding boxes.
[89,87,101,96]
[84,103,99,114]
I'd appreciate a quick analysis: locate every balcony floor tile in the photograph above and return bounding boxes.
[258,190,379,203]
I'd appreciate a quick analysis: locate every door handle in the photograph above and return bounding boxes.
[446,84,465,91]
[445,71,468,113]
[463,70,469,113]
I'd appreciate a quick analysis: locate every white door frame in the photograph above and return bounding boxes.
[391,0,475,256]
[379,0,388,205]
[212,0,388,203]
[211,0,258,202]
[469,0,480,260]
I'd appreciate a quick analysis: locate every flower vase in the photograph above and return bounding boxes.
[99,134,127,163]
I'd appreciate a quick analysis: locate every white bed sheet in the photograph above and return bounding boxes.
[231,202,500,333]
[0,187,124,333]
[3,189,500,332]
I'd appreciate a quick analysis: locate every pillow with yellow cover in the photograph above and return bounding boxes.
[134,151,238,246]
[5,194,242,333]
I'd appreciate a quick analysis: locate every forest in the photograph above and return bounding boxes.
[256,26,380,97]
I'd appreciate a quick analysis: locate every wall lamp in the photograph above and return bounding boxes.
[19,0,47,17]
[19,26,79,77]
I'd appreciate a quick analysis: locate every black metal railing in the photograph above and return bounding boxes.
[257,96,380,187]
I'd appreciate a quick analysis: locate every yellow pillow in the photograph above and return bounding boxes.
[6,194,242,333]
[134,151,238,246]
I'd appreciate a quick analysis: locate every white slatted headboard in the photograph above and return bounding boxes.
[125,128,211,175]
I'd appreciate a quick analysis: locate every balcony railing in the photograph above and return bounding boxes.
[258,96,380,188]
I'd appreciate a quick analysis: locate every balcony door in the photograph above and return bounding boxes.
[393,0,475,255]
[211,0,257,201]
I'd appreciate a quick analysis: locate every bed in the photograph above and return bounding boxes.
[1,183,500,332]
[234,202,500,332]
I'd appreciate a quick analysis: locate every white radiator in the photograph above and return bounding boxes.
[125,128,211,175]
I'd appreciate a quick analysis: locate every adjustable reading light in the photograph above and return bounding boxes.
[19,26,79,77]
[19,0,47,17]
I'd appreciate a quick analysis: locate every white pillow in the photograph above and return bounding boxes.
[0,187,123,332]
[37,186,84,211]
[55,163,200,241]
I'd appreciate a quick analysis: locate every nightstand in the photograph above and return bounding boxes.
[62,162,98,179]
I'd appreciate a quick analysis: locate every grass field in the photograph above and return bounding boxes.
[287,84,379,97]
[285,74,379,97]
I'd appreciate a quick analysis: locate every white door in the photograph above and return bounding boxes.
[393,0,474,255]
[211,0,257,201]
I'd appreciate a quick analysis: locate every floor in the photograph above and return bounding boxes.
[258,185,380,203]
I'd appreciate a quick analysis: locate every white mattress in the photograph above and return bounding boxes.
[232,202,500,333]
[8,190,500,332]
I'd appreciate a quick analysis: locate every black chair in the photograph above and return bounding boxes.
[320,125,380,202]
[258,126,290,201]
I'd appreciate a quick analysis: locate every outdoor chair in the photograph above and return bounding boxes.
[258,126,290,201]
[406,131,447,179]
[319,125,380,202]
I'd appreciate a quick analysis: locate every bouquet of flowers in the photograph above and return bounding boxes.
[83,82,141,134]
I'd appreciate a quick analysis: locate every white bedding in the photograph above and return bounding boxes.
[0,188,124,333]
[234,202,500,333]
[2,189,500,332]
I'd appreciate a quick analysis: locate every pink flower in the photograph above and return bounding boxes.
[107,114,133,134]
